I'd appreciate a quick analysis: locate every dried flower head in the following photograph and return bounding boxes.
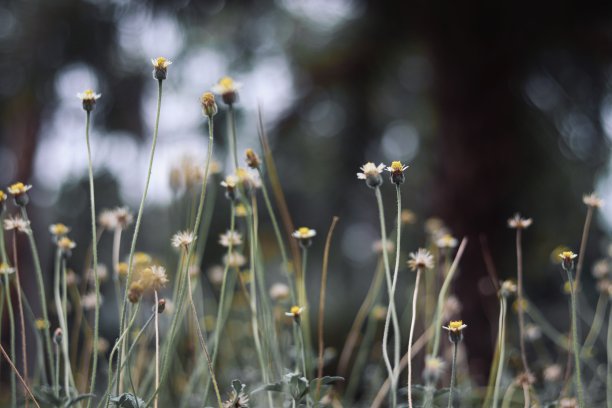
[245,148,261,169]
[357,162,384,189]
[507,213,532,229]
[49,223,70,237]
[219,230,243,247]
[7,182,32,206]
[200,92,218,117]
[385,161,409,185]
[224,251,246,268]
[138,265,169,292]
[212,76,242,105]
[407,248,434,271]
[151,57,172,80]
[0,262,15,275]
[583,193,604,208]
[223,380,249,408]
[436,234,458,249]
[77,89,101,111]
[500,280,517,298]
[442,320,467,343]
[171,230,196,251]
[3,215,31,233]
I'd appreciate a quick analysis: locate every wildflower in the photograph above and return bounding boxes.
[49,223,70,238]
[151,57,172,80]
[235,168,261,192]
[81,292,101,311]
[385,161,408,185]
[88,264,108,283]
[285,305,304,322]
[592,259,610,279]
[543,364,562,382]
[98,209,116,230]
[407,248,434,271]
[134,252,152,266]
[128,282,143,303]
[221,175,240,201]
[219,230,243,247]
[583,193,604,208]
[207,265,224,286]
[269,283,290,301]
[356,162,384,189]
[401,209,416,225]
[507,213,532,229]
[245,148,261,169]
[514,371,536,386]
[292,227,316,248]
[223,251,246,268]
[442,295,462,321]
[212,76,242,105]
[524,324,542,341]
[7,182,32,206]
[34,319,49,330]
[53,328,62,345]
[436,234,458,249]
[500,280,517,298]
[113,207,134,229]
[0,263,15,275]
[57,237,76,258]
[139,265,169,292]
[372,239,394,254]
[66,269,79,286]
[558,397,578,408]
[559,250,577,271]
[116,262,129,279]
[235,203,248,217]
[77,89,101,112]
[0,190,6,213]
[223,380,249,408]
[200,92,218,117]
[171,230,196,251]
[371,305,388,321]
[422,355,445,384]
[3,215,30,233]
[442,320,467,344]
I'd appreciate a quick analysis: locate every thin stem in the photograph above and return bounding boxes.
[12,233,28,406]
[448,342,458,408]
[3,272,16,406]
[0,344,42,408]
[567,269,584,407]
[154,291,159,408]
[315,217,339,402]
[228,104,239,170]
[116,80,164,396]
[606,303,612,408]
[257,168,297,304]
[574,206,593,289]
[581,293,608,358]
[374,186,399,408]
[407,268,422,408]
[389,185,402,394]
[515,228,531,375]
[492,296,507,408]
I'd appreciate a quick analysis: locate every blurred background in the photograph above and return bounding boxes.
[1,0,612,399]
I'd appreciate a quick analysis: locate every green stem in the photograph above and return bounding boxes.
[344,310,378,404]
[21,208,55,389]
[492,296,507,408]
[515,228,530,375]
[606,303,612,408]
[389,185,402,397]
[257,168,297,304]
[116,79,164,395]
[2,272,16,406]
[581,293,608,358]
[407,269,421,408]
[574,206,593,289]
[448,342,458,408]
[228,104,239,170]
[567,269,584,407]
[374,186,399,408]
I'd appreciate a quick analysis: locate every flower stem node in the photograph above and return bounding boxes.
[357,162,384,189]
[212,76,242,105]
[385,161,408,185]
[151,57,172,81]
[442,320,467,344]
[559,250,578,272]
[77,89,101,112]
[200,92,218,118]
[292,227,316,249]
[7,182,32,206]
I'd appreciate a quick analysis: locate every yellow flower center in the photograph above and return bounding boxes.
[298,227,310,237]
[448,320,463,330]
[134,252,152,266]
[391,161,404,171]
[9,182,26,193]
[155,57,167,66]
[34,319,49,330]
[560,251,576,260]
[0,191,6,202]
[219,76,234,89]
[51,223,69,235]
[57,237,75,250]
[290,306,301,315]
[201,92,215,104]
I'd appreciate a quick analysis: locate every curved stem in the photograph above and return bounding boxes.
[515,228,530,375]
[3,271,16,406]
[374,186,399,408]
[581,293,607,358]
[492,296,507,408]
[574,206,593,289]
[567,269,584,407]
[407,268,421,408]
[116,80,164,395]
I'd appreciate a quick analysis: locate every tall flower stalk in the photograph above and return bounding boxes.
[406,248,433,408]
[442,321,467,408]
[77,88,102,403]
[560,251,584,407]
[492,281,516,408]
[116,58,170,395]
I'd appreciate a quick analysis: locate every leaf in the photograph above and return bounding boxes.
[64,394,95,408]
[108,393,146,408]
[253,381,284,394]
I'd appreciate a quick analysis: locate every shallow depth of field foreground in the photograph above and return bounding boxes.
[1,1,612,407]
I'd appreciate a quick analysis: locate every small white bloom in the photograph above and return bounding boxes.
[223,251,246,268]
[583,193,604,208]
[219,230,243,247]
[507,213,532,229]
[407,248,434,271]
[292,227,316,240]
[436,234,458,249]
[356,162,385,180]
[171,230,196,250]
[3,215,31,233]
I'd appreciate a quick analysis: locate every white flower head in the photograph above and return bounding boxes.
[171,230,196,250]
[212,76,242,105]
[507,213,532,229]
[0,263,15,275]
[223,251,246,268]
[3,215,31,233]
[436,234,458,249]
[219,230,243,247]
[583,193,604,208]
[292,227,316,240]
[407,248,434,271]
[357,162,385,188]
